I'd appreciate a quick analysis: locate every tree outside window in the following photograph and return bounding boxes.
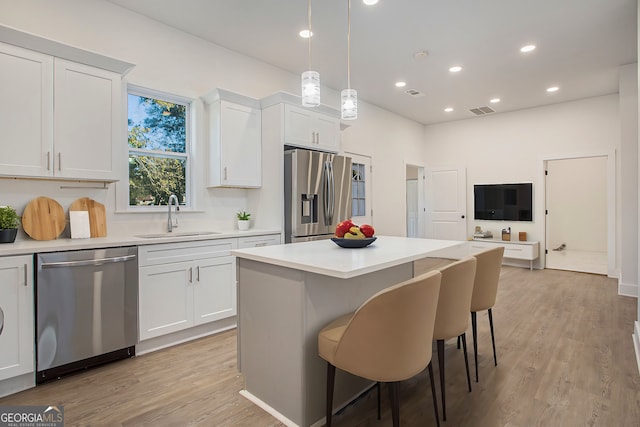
[127,89,191,207]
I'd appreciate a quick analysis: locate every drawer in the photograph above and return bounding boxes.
[237,234,282,249]
[139,239,237,266]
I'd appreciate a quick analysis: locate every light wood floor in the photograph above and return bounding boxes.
[2,262,639,426]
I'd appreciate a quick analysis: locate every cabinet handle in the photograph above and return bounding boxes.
[189,267,193,283]
[255,242,268,247]
[196,265,200,282]
[24,264,28,287]
[0,306,4,336]
[47,151,51,171]
[316,132,320,144]
[224,167,227,180]
[58,152,62,171]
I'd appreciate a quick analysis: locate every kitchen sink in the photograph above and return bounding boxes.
[135,231,221,239]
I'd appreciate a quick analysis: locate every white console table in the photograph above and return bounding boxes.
[470,238,539,270]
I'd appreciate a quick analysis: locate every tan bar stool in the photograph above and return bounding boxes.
[318,270,442,427]
[433,257,477,421]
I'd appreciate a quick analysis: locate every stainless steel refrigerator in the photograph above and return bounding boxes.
[285,148,352,242]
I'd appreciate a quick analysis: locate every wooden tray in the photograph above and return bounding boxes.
[22,197,66,241]
[69,197,107,238]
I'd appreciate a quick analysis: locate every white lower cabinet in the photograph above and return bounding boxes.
[138,239,237,341]
[0,255,34,382]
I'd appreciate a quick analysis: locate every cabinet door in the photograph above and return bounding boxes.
[0,255,34,381]
[218,101,262,187]
[139,262,194,340]
[54,59,120,180]
[284,104,314,148]
[193,256,236,325]
[315,114,340,152]
[0,43,53,177]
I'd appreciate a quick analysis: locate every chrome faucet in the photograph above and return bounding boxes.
[168,194,179,232]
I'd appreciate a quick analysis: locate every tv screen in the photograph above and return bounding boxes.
[474,183,532,221]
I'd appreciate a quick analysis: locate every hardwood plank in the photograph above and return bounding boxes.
[1,265,638,426]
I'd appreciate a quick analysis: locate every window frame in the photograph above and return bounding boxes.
[121,84,195,213]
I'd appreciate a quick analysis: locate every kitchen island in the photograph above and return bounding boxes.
[232,236,465,427]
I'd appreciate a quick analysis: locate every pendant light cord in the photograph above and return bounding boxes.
[347,0,351,90]
[308,0,312,70]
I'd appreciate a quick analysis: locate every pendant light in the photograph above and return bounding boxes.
[301,0,320,107]
[341,0,357,120]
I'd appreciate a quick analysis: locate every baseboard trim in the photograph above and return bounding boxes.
[633,321,640,376]
[618,281,638,297]
[239,389,298,427]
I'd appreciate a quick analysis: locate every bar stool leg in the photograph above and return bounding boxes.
[326,363,336,427]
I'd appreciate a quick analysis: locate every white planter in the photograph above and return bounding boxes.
[238,220,250,231]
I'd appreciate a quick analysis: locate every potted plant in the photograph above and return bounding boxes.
[237,210,251,231]
[0,206,20,243]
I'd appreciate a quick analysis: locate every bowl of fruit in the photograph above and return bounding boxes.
[331,220,377,248]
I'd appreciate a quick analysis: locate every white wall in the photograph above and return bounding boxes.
[620,63,638,297]
[0,0,423,238]
[341,102,426,236]
[424,95,621,271]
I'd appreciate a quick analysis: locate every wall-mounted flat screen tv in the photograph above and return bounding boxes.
[474,183,533,221]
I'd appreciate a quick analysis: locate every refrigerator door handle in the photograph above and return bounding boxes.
[322,161,331,226]
[328,161,335,224]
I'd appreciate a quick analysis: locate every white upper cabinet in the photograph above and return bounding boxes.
[53,59,120,180]
[0,35,131,182]
[0,42,53,177]
[284,104,340,153]
[204,89,262,188]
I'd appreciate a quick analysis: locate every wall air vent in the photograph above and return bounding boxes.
[404,89,425,98]
[469,106,496,116]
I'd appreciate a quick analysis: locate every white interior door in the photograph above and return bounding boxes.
[406,179,419,237]
[426,166,467,240]
[346,153,372,226]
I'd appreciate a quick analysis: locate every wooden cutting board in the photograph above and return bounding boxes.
[22,197,66,241]
[69,197,107,237]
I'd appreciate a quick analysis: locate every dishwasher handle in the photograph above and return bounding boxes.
[40,254,137,269]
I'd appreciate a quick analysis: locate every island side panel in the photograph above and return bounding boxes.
[303,262,414,426]
[238,258,307,425]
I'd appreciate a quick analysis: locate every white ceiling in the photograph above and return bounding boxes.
[107,0,637,125]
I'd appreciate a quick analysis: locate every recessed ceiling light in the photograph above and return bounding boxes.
[520,44,536,53]
[490,98,501,103]
[395,81,407,88]
[546,86,559,93]
[299,30,312,38]
[363,0,379,5]
[449,66,462,73]
[444,107,454,112]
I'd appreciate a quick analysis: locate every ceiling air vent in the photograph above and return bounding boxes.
[404,89,425,98]
[469,106,495,116]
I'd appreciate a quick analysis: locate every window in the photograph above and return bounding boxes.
[352,162,366,217]
[127,86,191,207]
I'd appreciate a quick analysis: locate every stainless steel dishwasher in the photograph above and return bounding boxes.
[36,246,138,383]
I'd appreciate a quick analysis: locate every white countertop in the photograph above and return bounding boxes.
[0,229,282,256]
[232,235,465,279]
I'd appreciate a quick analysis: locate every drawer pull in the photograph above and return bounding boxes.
[255,242,268,247]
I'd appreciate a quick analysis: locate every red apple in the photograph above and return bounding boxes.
[335,219,354,238]
[360,224,375,238]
